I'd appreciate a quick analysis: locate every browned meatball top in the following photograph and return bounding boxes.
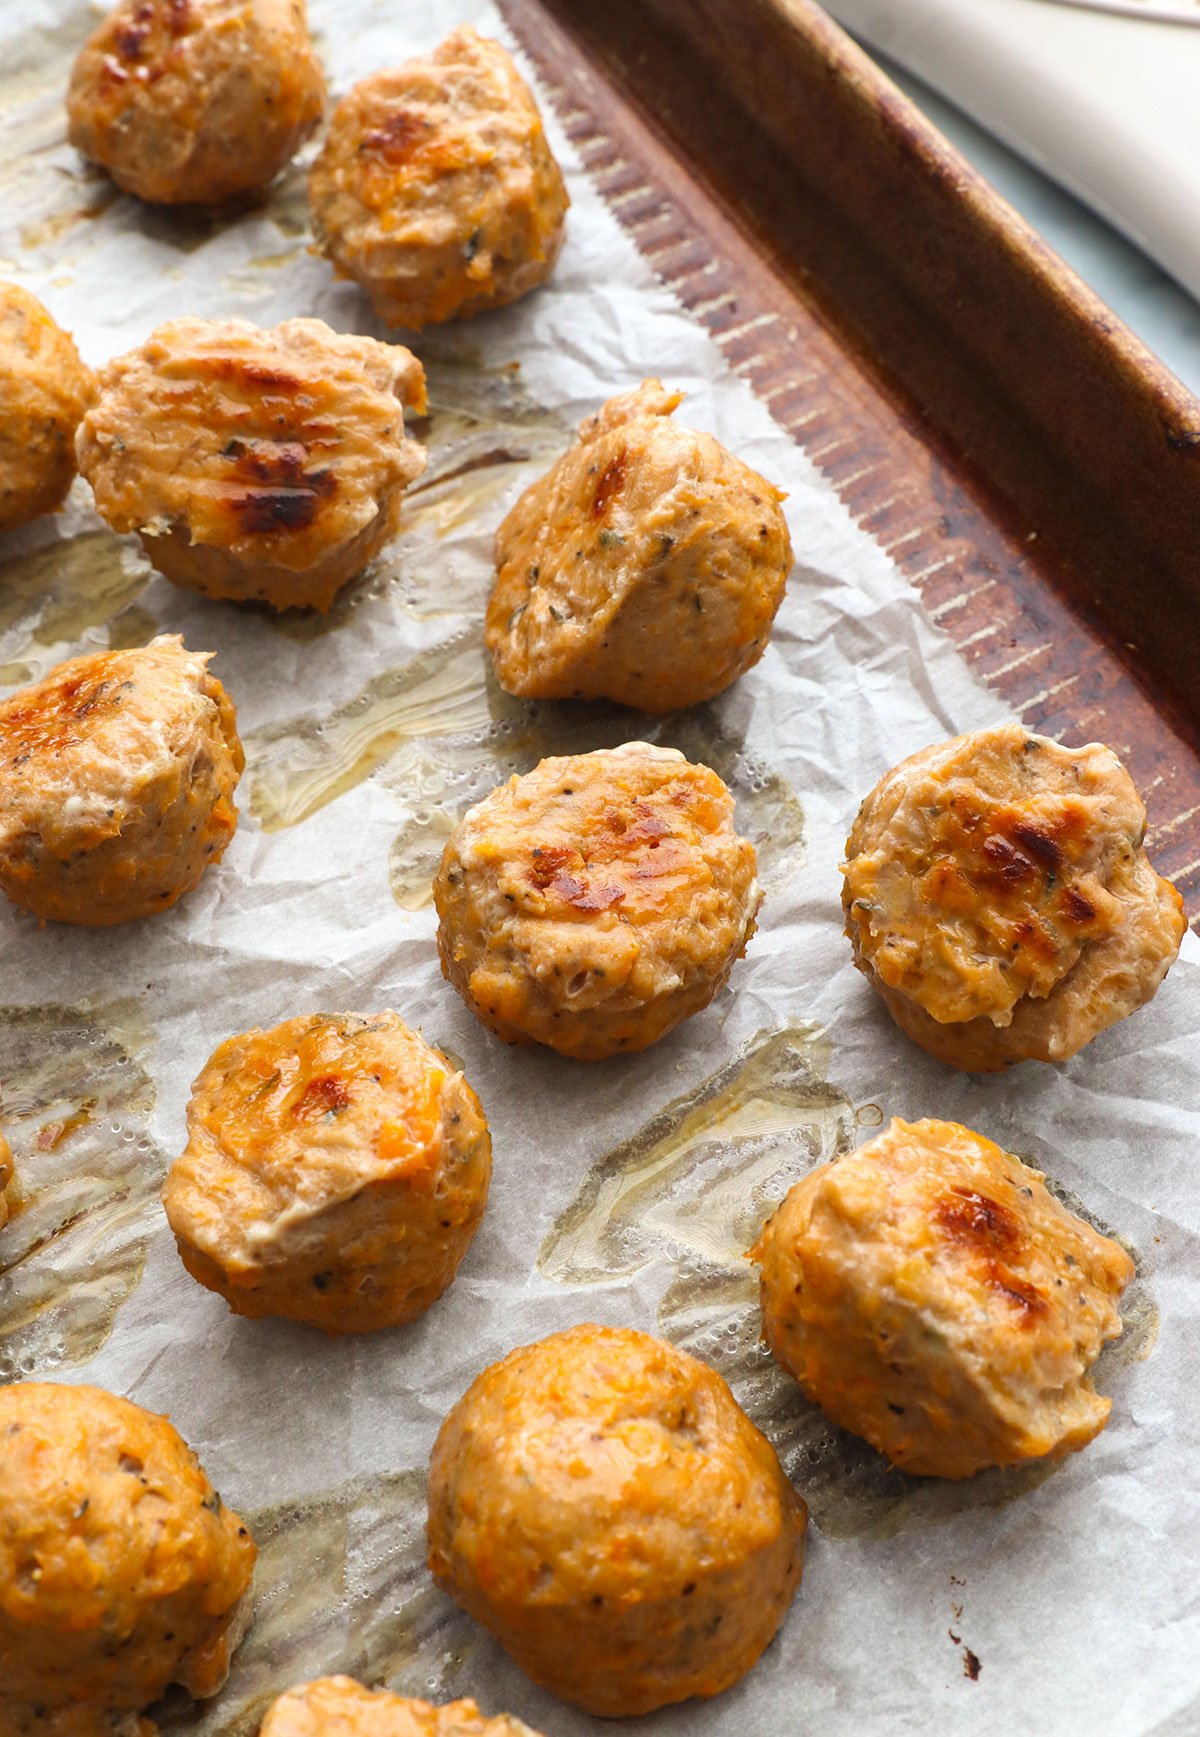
[67,0,326,206]
[309,27,568,329]
[77,316,426,608]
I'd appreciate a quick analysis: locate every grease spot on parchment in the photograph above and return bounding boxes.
[396,353,572,554]
[106,602,162,651]
[0,528,153,687]
[249,634,493,827]
[153,1473,473,1737]
[0,1000,165,1379]
[0,7,95,240]
[260,157,313,242]
[19,181,120,251]
[540,1025,851,1286]
[539,1030,1149,1540]
[248,635,807,906]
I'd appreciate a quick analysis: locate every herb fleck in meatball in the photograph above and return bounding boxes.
[67,0,325,206]
[428,1323,805,1717]
[259,1676,544,1737]
[163,1012,491,1334]
[0,635,243,926]
[842,723,1186,1070]
[77,316,427,612]
[0,283,92,534]
[434,742,761,1060]
[754,1117,1135,1478]
[487,380,792,713]
[309,27,568,330]
[0,1381,256,1737]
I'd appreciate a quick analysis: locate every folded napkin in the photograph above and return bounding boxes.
[825,0,1200,300]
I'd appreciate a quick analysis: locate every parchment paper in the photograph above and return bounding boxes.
[2,5,1199,1735]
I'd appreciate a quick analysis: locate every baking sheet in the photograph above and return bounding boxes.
[2,4,1200,1734]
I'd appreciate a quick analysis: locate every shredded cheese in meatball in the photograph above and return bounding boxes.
[260,1676,545,1737]
[754,1117,1135,1478]
[0,635,243,926]
[0,282,92,533]
[0,1382,255,1734]
[427,1324,805,1716]
[842,724,1185,1067]
[77,316,426,610]
[308,27,568,329]
[434,743,760,1059]
[66,0,325,206]
[163,1012,491,1333]
[486,379,793,713]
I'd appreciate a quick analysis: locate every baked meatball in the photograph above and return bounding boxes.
[434,743,760,1061]
[66,0,325,207]
[162,1012,491,1334]
[77,316,427,613]
[487,380,793,713]
[428,1323,805,1717]
[842,723,1186,1071]
[0,283,92,535]
[0,1130,12,1231]
[308,27,568,330]
[0,1382,256,1736]
[753,1117,1135,1479]
[0,635,243,927]
[259,1677,544,1737]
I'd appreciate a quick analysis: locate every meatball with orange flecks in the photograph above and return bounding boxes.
[308,27,568,330]
[259,1676,544,1737]
[0,283,92,534]
[487,380,793,713]
[428,1323,805,1717]
[0,636,243,927]
[0,1130,12,1231]
[67,0,325,206]
[0,1381,256,1737]
[163,1012,491,1334]
[753,1117,1135,1479]
[77,316,427,612]
[842,723,1186,1070]
[434,742,761,1061]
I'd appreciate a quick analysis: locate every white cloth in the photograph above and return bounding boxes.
[826,0,1200,301]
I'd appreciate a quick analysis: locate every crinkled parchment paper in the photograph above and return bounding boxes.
[2,4,1199,1734]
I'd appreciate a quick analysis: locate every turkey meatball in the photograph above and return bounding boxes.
[162,1012,491,1334]
[308,27,568,330]
[753,1117,1135,1479]
[427,1323,805,1717]
[0,636,243,926]
[0,1130,12,1230]
[487,380,793,713]
[77,316,427,612]
[259,1677,544,1737]
[66,0,325,206]
[434,742,760,1061]
[842,723,1186,1070]
[0,1382,256,1737]
[0,283,92,534]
